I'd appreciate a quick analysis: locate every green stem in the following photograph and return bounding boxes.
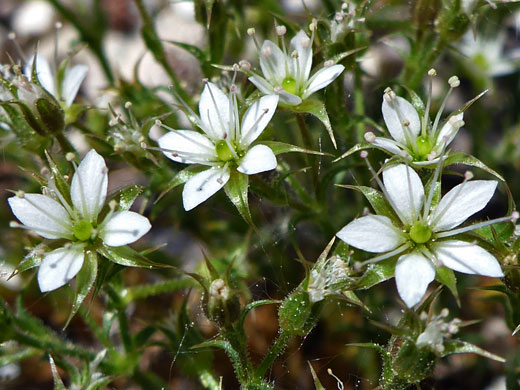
[354,63,365,142]
[295,113,318,191]
[222,326,253,381]
[104,284,133,353]
[133,0,192,106]
[255,331,292,379]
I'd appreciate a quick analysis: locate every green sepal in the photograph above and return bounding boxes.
[292,99,337,149]
[65,250,98,328]
[224,170,253,226]
[97,245,173,269]
[355,258,396,290]
[11,244,45,277]
[2,100,47,136]
[440,340,505,363]
[36,98,65,134]
[117,185,143,211]
[45,150,72,205]
[49,355,67,390]
[473,222,515,245]
[435,266,459,305]
[335,184,398,221]
[443,151,505,181]
[157,165,207,202]
[328,47,366,65]
[164,40,208,63]
[308,362,325,390]
[260,141,329,156]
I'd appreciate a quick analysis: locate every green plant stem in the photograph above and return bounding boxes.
[133,0,192,106]
[121,277,199,304]
[255,331,292,379]
[354,63,365,142]
[222,326,253,381]
[295,113,318,190]
[104,284,133,353]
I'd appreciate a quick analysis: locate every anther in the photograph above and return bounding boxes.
[247,28,256,36]
[324,60,334,67]
[239,60,251,72]
[511,211,519,223]
[448,76,460,88]
[402,120,410,127]
[428,68,437,77]
[427,151,438,161]
[291,50,299,58]
[65,152,75,162]
[9,221,21,228]
[360,151,368,159]
[300,36,311,48]
[8,32,16,40]
[232,63,239,72]
[108,119,118,127]
[274,85,284,93]
[55,22,63,29]
[440,308,449,317]
[341,2,348,10]
[276,25,287,36]
[109,199,118,210]
[124,101,132,109]
[309,19,318,32]
[140,142,148,149]
[155,119,162,127]
[40,167,50,176]
[464,171,474,180]
[16,190,25,198]
[364,131,376,143]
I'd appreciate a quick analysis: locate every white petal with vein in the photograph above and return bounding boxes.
[38,247,84,292]
[182,167,230,211]
[395,252,435,308]
[382,95,420,144]
[101,211,151,247]
[237,144,277,175]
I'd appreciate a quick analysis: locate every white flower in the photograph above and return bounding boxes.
[8,149,151,292]
[248,27,344,106]
[337,163,506,308]
[157,82,279,211]
[366,78,466,166]
[24,54,88,108]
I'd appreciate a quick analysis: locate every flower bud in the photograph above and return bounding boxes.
[202,278,241,326]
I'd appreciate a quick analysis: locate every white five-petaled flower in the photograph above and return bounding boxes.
[8,149,151,292]
[365,75,467,166]
[247,27,345,106]
[157,82,279,211]
[337,163,507,308]
[24,54,88,108]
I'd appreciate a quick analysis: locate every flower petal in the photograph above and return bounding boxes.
[37,247,84,292]
[25,54,55,96]
[259,40,286,83]
[382,95,420,144]
[373,137,405,155]
[303,65,344,99]
[434,113,463,150]
[71,149,108,221]
[63,64,88,107]
[237,144,277,175]
[158,130,216,165]
[289,30,313,82]
[240,94,279,145]
[277,90,302,106]
[199,82,231,140]
[336,214,406,253]
[8,194,73,239]
[432,240,503,277]
[395,252,435,308]
[101,211,151,247]
[182,166,230,211]
[430,180,497,232]
[248,75,275,95]
[383,164,424,226]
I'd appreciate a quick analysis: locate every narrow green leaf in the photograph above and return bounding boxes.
[65,250,98,328]
[238,300,281,331]
[308,362,325,390]
[292,99,337,149]
[157,165,207,202]
[444,151,505,181]
[224,170,253,226]
[441,340,505,363]
[98,245,173,269]
[435,266,459,305]
[336,185,398,221]
[49,355,66,390]
[164,40,208,63]
[261,141,329,156]
[118,185,143,211]
[355,258,396,290]
[473,222,515,244]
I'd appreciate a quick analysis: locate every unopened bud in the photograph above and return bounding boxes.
[204,279,241,326]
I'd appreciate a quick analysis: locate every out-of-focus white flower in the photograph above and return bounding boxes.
[24,54,88,108]
[157,82,279,210]
[8,150,151,292]
[12,0,55,36]
[337,163,508,308]
[248,25,344,106]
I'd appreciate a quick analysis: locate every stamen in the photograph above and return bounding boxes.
[422,140,449,220]
[156,121,215,153]
[8,32,27,62]
[142,143,216,164]
[276,25,287,36]
[436,215,516,238]
[239,108,270,147]
[431,76,460,139]
[361,242,411,265]
[384,88,417,152]
[364,131,376,143]
[422,68,436,137]
[239,60,251,72]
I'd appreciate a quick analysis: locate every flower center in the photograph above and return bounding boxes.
[416,136,433,159]
[409,221,432,244]
[73,219,93,241]
[216,140,235,162]
[282,77,298,95]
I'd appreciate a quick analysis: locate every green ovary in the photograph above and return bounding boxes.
[216,140,235,162]
[416,136,433,159]
[73,219,93,241]
[409,221,432,244]
[282,77,298,95]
